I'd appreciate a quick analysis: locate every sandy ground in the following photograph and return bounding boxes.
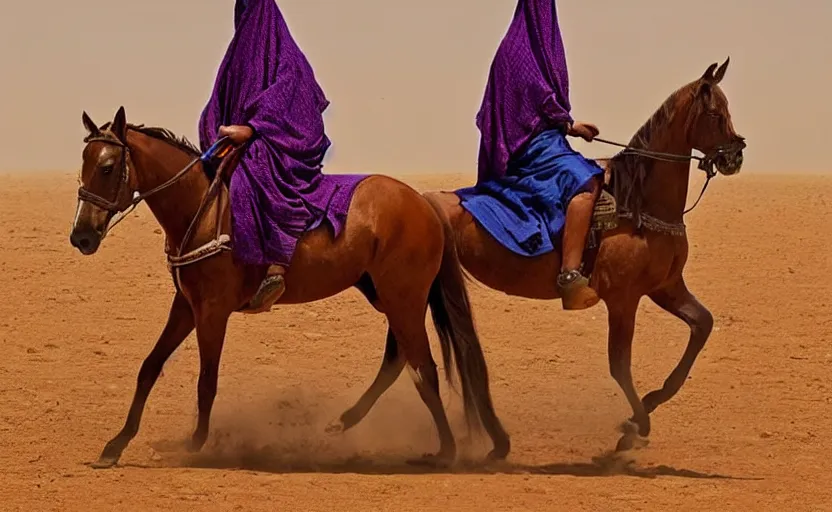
[1,171,831,511]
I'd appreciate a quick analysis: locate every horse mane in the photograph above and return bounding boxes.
[607,82,700,221]
[99,122,202,158]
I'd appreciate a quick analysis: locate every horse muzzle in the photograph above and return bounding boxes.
[713,139,746,176]
[70,199,109,255]
[70,227,102,255]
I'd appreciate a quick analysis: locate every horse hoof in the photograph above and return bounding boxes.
[618,419,637,435]
[406,452,453,469]
[486,444,510,461]
[188,435,208,453]
[615,433,649,453]
[324,419,345,435]
[90,456,119,469]
[619,418,650,437]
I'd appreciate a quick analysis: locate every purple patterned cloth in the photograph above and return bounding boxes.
[475,0,573,184]
[199,0,365,266]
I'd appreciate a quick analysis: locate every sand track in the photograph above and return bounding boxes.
[2,172,831,511]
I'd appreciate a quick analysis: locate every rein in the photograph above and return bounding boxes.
[78,133,235,269]
[591,137,719,215]
[167,142,241,270]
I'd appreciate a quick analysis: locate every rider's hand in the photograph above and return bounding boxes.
[568,121,600,142]
[218,125,254,146]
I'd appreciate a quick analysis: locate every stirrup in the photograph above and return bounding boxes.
[557,270,600,311]
[244,274,286,314]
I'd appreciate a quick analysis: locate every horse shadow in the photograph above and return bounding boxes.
[166,448,759,481]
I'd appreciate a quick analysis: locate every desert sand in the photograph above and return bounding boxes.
[1,171,831,511]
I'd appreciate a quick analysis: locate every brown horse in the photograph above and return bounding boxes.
[69,107,509,468]
[422,60,746,451]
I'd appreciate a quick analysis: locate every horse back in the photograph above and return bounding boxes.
[279,175,444,303]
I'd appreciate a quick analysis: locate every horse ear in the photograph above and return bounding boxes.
[82,111,100,137]
[701,62,719,82]
[713,57,730,84]
[111,106,127,142]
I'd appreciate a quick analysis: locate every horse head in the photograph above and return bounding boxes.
[684,59,746,176]
[71,107,137,255]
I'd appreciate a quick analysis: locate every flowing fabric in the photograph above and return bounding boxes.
[457,0,602,257]
[475,0,573,184]
[199,0,366,266]
[457,129,602,257]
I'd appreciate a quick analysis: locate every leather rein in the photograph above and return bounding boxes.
[77,133,235,270]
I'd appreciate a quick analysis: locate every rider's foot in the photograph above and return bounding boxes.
[557,269,600,310]
[245,265,286,314]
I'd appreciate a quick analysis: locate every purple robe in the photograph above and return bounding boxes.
[475,0,573,184]
[199,0,365,266]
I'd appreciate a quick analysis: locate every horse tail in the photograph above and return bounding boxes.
[423,193,510,457]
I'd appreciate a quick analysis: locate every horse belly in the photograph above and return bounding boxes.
[278,226,371,304]
[591,230,685,299]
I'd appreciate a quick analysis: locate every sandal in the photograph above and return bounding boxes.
[557,270,600,310]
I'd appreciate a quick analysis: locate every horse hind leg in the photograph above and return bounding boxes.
[324,275,404,433]
[354,272,384,313]
[388,305,456,466]
[403,348,456,467]
[642,280,713,414]
[326,328,405,433]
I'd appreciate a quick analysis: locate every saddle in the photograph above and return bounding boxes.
[590,158,618,234]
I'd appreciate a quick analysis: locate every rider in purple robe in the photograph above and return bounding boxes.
[457,0,603,310]
[199,0,365,313]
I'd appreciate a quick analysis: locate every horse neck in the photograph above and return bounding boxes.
[640,121,693,222]
[126,131,209,250]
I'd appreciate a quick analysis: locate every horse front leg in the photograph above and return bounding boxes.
[92,292,194,468]
[189,310,231,452]
[606,298,650,452]
[643,279,713,414]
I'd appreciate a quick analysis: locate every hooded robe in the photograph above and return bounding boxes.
[199,0,365,266]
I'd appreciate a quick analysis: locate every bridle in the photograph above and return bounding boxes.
[77,130,237,290]
[593,137,746,215]
[77,132,230,239]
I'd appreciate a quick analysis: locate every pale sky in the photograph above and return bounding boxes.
[1,0,830,173]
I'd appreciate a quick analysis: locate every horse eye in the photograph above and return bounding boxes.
[102,164,114,175]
